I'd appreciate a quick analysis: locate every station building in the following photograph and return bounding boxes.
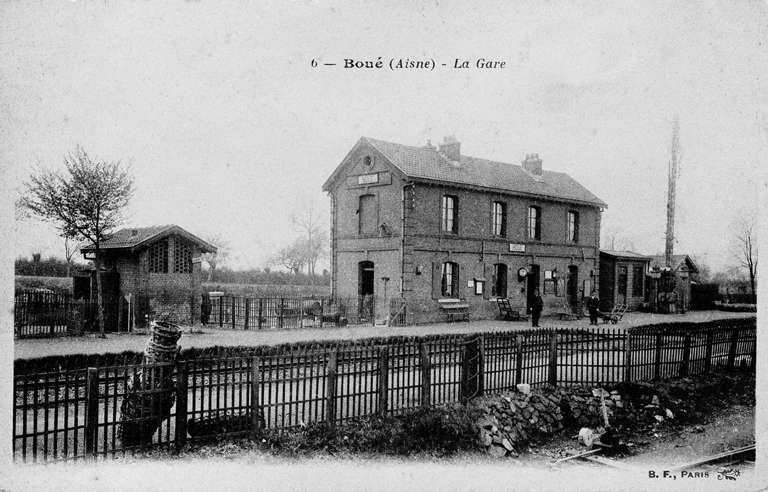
[322,136,607,324]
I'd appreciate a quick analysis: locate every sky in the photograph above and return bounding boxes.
[1,0,766,276]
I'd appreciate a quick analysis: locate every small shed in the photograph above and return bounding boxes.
[599,250,651,311]
[80,225,216,329]
[648,254,699,312]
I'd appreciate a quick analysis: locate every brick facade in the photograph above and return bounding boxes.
[325,137,606,324]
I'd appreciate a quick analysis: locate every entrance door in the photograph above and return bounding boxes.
[567,266,579,311]
[618,266,628,305]
[358,261,375,322]
[526,265,540,312]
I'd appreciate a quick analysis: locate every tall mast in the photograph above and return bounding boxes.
[665,116,681,268]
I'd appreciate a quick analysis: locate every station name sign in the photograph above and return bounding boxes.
[509,243,526,252]
[347,171,391,188]
[358,173,379,185]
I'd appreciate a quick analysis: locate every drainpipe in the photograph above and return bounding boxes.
[401,182,414,296]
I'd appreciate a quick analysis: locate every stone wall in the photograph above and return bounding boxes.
[472,384,684,458]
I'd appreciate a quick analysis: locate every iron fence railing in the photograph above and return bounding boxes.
[14,319,756,463]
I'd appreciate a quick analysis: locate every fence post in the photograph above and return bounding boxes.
[326,350,338,425]
[85,367,98,460]
[420,342,431,407]
[258,298,263,330]
[548,330,558,386]
[219,297,223,327]
[515,335,524,385]
[251,356,262,435]
[654,333,662,380]
[175,361,188,452]
[231,296,237,330]
[704,329,714,373]
[244,298,250,331]
[680,332,692,377]
[378,347,389,416]
[727,328,740,367]
[279,298,284,330]
[624,332,633,383]
[750,328,757,368]
[477,335,485,397]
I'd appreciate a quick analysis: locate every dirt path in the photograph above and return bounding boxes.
[14,310,753,360]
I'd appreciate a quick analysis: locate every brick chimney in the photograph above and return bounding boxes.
[522,153,542,176]
[438,136,461,161]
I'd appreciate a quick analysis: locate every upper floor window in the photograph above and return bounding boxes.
[174,239,192,274]
[441,262,459,297]
[148,238,168,273]
[442,195,458,234]
[359,194,377,235]
[528,206,541,240]
[492,201,507,236]
[568,211,580,243]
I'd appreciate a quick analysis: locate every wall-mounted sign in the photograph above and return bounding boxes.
[358,173,379,185]
[509,243,526,252]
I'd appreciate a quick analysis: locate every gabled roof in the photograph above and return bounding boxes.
[649,254,699,274]
[323,137,607,208]
[80,225,217,254]
[600,250,651,260]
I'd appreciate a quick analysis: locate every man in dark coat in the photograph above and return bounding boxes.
[529,289,544,327]
[586,291,600,325]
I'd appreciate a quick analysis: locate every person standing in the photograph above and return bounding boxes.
[586,291,600,325]
[530,289,544,327]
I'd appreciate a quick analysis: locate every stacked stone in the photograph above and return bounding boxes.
[474,388,565,458]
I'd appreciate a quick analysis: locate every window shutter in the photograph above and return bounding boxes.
[483,263,490,299]
[454,263,460,298]
[432,262,442,299]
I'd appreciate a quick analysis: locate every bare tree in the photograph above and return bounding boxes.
[602,227,637,252]
[200,232,230,282]
[731,208,758,295]
[271,240,306,275]
[19,146,134,337]
[63,238,82,277]
[290,200,329,280]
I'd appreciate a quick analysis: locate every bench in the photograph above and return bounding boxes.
[496,298,529,322]
[438,298,470,322]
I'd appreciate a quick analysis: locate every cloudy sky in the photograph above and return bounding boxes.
[2,0,765,275]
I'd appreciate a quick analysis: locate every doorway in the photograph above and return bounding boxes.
[358,261,375,322]
[526,265,540,312]
[567,265,579,311]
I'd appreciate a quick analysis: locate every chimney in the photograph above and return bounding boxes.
[422,139,436,150]
[522,153,543,176]
[438,135,461,162]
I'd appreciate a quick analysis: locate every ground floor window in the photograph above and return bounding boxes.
[492,263,507,297]
[441,262,459,298]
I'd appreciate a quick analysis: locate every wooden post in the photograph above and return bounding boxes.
[624,332,633,383]
[218,296,223,327]
[515,335,524,386]
[231,296,236,329]
[727,328,739,368]
[85,368,98,460]
[244,298,250,331]
[258,298,263,330]
[750,328,757,368]
[325,351,338,425]
[420,343,431,407]
[378,348,389,416]
[278,298,284,330]
[680,332,692,377]
[654,333,663,380]
[477,335,485,397]
[548,330,558,386]
[251,356,262,434]
[175,361,188,452]
[704,329,714,373]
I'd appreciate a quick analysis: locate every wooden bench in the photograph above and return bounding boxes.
[438,298,470,322]
[496,298,529,322]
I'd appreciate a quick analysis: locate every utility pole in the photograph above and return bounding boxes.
[665,116,681,268]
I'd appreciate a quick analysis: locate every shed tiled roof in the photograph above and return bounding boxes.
[649,254,699,273]
[600,250,651,260]
[80,225,216,253]
[330,137,607,207]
